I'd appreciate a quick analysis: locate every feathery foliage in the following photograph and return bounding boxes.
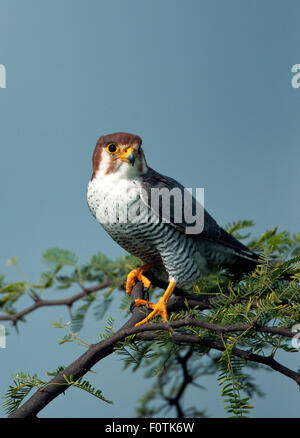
[1,222,300,417]
[2,366,112,415]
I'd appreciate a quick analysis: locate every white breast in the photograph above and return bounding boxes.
[87,174,143,225]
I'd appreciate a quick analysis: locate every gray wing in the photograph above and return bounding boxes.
[140,167,259,265]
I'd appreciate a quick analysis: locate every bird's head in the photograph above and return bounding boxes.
[91,132,148,180]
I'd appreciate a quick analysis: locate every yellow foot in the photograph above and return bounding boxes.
[126,264,152,296]
[134,280,177,326]
[134,298,155,309]
[135,296,168,326]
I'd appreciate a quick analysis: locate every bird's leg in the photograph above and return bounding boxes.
[135,280,176,326]
[126,263,152,296]
[134,298,156,309]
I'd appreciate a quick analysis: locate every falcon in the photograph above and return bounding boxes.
[87,132,259,326]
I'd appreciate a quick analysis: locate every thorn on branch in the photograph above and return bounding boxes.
[67,304,73,318]
[29,289,41,303]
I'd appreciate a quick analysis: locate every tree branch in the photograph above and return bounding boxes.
[165,348,194,418]
[0,279,213,326]
[135,332,300,386]
[8,282,300,418]
[0,280,113,325]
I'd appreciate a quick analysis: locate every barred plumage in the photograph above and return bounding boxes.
[87,176,205,290]
[87,132,260,325]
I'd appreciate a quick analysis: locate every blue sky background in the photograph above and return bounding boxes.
[0,0,299,418]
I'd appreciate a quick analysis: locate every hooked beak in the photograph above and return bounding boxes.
[120,147,136,166]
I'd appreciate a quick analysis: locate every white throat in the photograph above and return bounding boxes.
[87,162,147,219]
[95,154,148,182]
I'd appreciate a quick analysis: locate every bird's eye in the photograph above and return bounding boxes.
[106,143,119,154]
[137,145,142,154]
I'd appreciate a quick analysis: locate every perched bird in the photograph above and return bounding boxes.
[87,132,259,326]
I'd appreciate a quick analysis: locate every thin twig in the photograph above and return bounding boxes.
[8,282,300,418]
[0,280,113,325]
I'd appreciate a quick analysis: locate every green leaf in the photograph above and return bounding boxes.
[42,248,78,267]
[2,372,41,414]
[6,256,18,267]
[0,282,27,294]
